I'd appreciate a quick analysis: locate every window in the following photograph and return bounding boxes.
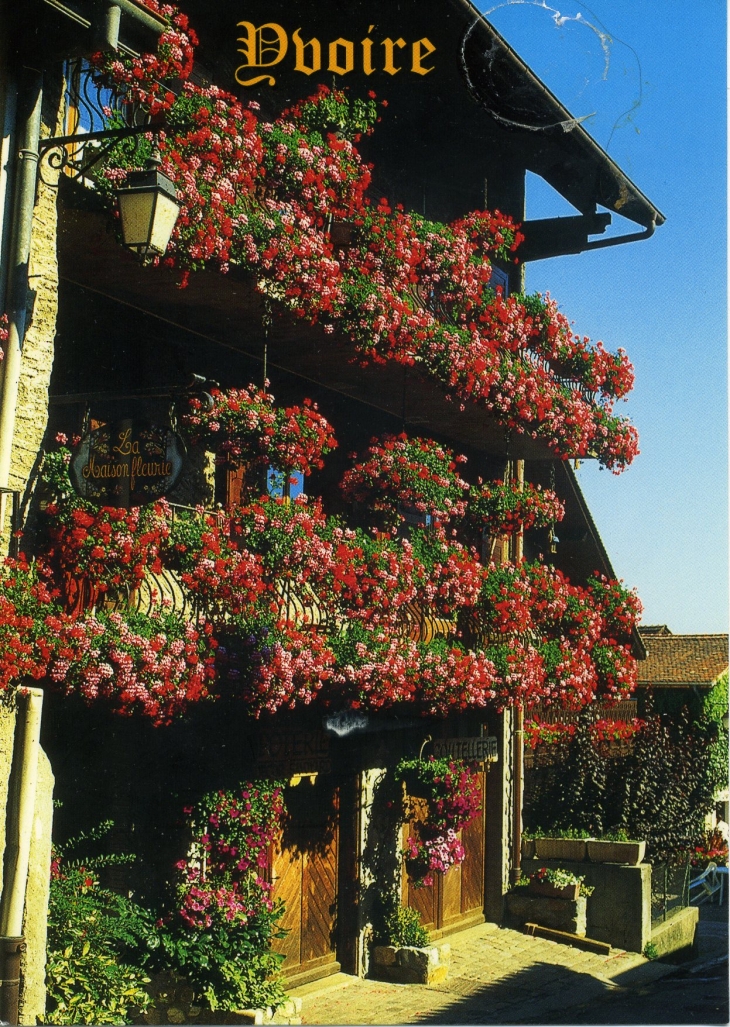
[267,467,304,499]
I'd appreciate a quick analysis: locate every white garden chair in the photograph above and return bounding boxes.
[689,862,726,905]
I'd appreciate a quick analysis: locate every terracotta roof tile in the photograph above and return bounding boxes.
[637,632,728,688]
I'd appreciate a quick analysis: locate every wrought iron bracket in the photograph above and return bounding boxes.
[38,123,154,185]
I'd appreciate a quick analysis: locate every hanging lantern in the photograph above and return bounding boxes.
[116,150,180,259]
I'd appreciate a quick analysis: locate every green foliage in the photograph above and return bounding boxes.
[522,827,592,840]
[43,948,151,1026]
[643,942,659,960]
[383,906,430,948]
[43,822,155,1025]
[601,829,629,842]
[156,931,286,1013]
[702,670,729,725]
[524,706,729,864]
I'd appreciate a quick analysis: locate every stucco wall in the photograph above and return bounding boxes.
[0,704,55,1024]
[19,746,54,1024]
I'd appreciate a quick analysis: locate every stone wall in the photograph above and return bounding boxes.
[520,858,651,953]
[4,74,65,549]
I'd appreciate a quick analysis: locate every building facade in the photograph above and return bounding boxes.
[0,0,663,1014]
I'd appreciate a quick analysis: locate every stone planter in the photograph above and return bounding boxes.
[132,973,302,1025]
[371,942,450,985]
[527,879,580,901]
[506,892,587,936]
[587,839,645,865]
[521,837,536,860]
[534,837,588,861]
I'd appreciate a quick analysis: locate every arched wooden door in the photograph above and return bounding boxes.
[270,775,340,987]
[402,769,486,936]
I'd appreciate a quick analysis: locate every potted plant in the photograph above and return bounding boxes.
[521,833,536,860]
[371,905,449,985]
[393,756,482,887]
[519,866,594,901]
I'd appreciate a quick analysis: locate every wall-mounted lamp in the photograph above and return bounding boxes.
[116,150,180,260]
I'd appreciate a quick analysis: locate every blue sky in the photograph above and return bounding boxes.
[481,0,728,633]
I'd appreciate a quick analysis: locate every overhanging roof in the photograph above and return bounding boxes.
[456,0,665,229]
[178,0,664,231]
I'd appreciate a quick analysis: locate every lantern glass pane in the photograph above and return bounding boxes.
[118,190,156,250]
[148,192,180,255]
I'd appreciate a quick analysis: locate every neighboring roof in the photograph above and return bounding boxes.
[637,632,729,688]
[639,625,673,636]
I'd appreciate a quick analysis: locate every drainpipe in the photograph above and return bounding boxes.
[0,69,43,539]
[0,687,44,1025]
[509,459,525,886]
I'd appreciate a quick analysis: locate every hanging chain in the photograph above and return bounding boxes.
[262,297,273,388]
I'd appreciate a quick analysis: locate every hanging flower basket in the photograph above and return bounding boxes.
[340,434,469,528]
[180,386,337,474]
[466,479,565,536]
[394,756,482,886]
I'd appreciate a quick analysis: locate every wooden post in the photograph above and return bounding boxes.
[510,460,525,885]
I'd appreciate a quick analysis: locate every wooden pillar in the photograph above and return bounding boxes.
[510,459,525,886]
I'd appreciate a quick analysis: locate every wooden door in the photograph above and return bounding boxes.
[271,777,340,986]
[403,770,486,936]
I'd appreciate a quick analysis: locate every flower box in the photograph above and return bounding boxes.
[586,840,646,865]
[534,838,588,861]
[526,879,580,901]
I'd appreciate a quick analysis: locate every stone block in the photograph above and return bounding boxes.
[506,892,587,936]
[520,857,651,952]
[398,946,432,973]
[373,944,398,966]
[426,964,449,984]
[371,943,449,984]
[650,906,699,960]
[226,1011,264,1025]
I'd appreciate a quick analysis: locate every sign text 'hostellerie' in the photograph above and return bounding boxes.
[236,23,436,87]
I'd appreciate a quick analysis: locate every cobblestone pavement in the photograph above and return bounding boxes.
[291,908,728,1026]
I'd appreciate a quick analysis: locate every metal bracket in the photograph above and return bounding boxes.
[38,123,154,185]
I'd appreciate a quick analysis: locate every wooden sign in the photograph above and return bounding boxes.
[255,729,331,776]
[431,736,498,762]
[69,420,185,508]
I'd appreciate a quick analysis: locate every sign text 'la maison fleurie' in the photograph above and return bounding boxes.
[236,22,436,86]
[69,421,185,508]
